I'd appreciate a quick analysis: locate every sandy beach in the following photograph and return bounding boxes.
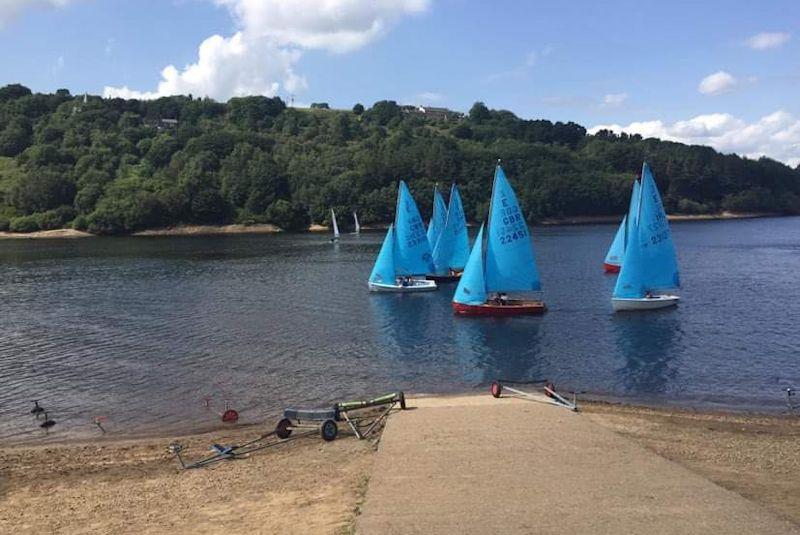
[1,398,798,534]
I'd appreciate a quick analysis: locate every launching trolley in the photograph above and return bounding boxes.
[490,379,579,411]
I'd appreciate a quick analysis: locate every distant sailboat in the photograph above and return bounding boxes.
[368,182,437,292]
[428,183,470,283]
[604,179,641,273]
[352,211,361,234]
[330,209,340,242]
[452,164,545,316]
[426,185,448,248]
[612,162,680,311]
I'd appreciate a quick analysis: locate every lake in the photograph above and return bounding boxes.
[1,216,798,442]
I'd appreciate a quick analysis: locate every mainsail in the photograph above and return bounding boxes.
[426,185,448,247]
[613,163,680,298]
[394,181,435,275]
[484,165,541,293]
[431,183,470,274]
[331,208,340,240]
[353,211,361,234]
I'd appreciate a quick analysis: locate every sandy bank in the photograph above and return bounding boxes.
[1,397,798,533]
[132,223,282,236]
[539,211,779,226]
[0,228,93,239]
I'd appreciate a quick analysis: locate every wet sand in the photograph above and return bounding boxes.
[1,399,798,533]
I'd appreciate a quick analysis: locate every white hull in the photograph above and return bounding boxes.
[612,295,679,311]
[368,280,438,293]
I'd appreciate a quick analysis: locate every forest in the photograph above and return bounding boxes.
[0,83,798,234]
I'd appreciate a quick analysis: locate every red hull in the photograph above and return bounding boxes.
[603,262,620,273]
[452,301,547,317]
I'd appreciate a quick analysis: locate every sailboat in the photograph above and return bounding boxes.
[604,179,641,273]
[452,164,545,316]
[426,185,448,248]
[330,209,340,242]
[427,183,470,283]
[612,162,680,311]
[352,211,361,234]
[368,181,437,292]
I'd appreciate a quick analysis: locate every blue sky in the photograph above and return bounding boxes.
[1,0,798,165]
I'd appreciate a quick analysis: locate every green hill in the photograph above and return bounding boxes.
[0,84,797,234]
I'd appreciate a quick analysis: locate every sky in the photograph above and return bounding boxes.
[0,0,798,166]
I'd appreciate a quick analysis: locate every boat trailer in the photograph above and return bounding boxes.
[490,379,579,411]
[168,391,405,470]
[277,391,406,441]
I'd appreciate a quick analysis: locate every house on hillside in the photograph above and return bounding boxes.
[401,105,464,122]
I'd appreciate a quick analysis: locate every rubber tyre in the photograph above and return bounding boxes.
[491,381,502,398]
[275,418,292,439]
[321,419,338,442]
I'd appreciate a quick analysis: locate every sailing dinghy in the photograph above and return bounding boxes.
[368,181,437,292]
[352,211,361,234]
[612,162,680,311]
[427,183,470,283]
[604,179,640,273]
[426,185,448,249]
[452,164,545,316]
[330,208,340,242]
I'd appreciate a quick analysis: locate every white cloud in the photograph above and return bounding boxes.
[105,0,429,101]
[745,31,791,50]
[0,0,76,27]
[602,92,628,108]
[698,71,737,95]
[486,44,554,83]
[589,110,800,166]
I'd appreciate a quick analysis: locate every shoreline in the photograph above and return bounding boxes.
[1,395,798,533]
[0,211,785,240]
[3,393,795,449]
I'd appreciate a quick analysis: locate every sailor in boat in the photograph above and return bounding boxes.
[645,290,654,299]
[491,292,509,305]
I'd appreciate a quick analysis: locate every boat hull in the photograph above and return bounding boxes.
[368,280,438,293]
[452,300,546,316]
[612,295,679,311]
[426,271,462,283]
[603,262,620,273]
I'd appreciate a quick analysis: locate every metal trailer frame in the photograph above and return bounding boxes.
[167,392,406,470]
[490,379,579,412]
[276,391,406,442]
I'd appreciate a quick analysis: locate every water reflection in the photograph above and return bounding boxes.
[611,310,683,395]
[453,317,545,385]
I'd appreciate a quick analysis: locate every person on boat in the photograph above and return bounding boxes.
[499,292,509,305]
[645,290,654,299]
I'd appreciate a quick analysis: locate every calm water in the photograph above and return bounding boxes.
[1,217,799,442]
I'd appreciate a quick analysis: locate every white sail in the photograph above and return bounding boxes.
[353,211,361,234]
[331,209,340,239]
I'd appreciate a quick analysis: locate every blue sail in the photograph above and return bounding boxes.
[426,186,448,247]
[453,224,487,305]
[604,215,627,266]
[484,165,541,292]
[369,224,396,284]
[394,181,435,275]
[613,163,680,298]
[604,179,640,266]
[432,184,470,274]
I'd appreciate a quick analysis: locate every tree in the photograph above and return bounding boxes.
[0,84,32,102]
[310,102,330,109]
[468,101,490,122]
[352,103,364,115]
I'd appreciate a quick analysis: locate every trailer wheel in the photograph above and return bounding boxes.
[321,419,338,441]
[398,391,406,410]
[276,418,292,439]
[491,381,502,398]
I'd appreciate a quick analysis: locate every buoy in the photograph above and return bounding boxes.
[40,412,56,429]
[30,400,45,417]
[222,409,239,423]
